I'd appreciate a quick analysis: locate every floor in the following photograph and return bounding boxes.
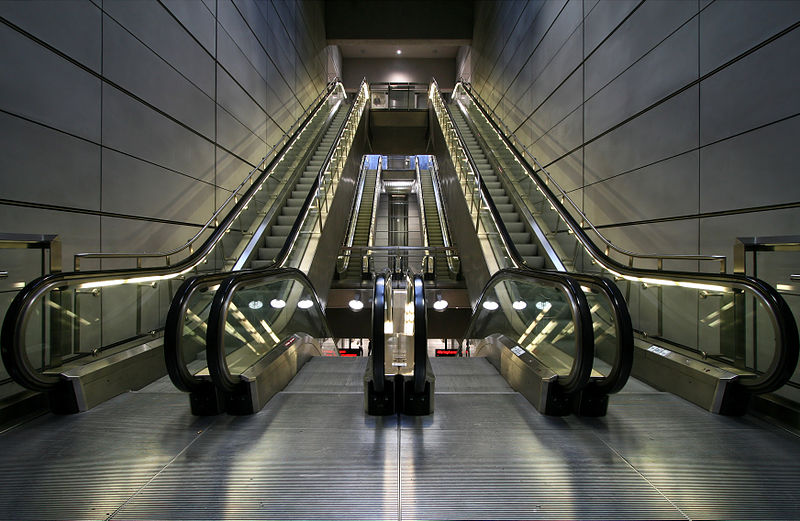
[0,357,799,520]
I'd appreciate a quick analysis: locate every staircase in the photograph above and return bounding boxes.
[449,109,545,269]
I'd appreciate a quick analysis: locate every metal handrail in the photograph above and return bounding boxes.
[74,79,344,271]
[456,81,727,272]
[2,82,345,392]
[204,267,333,394]
[443,81,798,394]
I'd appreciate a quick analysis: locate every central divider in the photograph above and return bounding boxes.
[365,271,434,416]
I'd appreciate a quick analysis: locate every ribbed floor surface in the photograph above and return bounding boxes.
[1,357,799,520]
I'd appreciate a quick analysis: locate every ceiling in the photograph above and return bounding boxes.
[331,39,469,59]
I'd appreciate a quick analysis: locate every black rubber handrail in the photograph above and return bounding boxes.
[163,80,365,392]
[204,267,332,393]
[412,273,427,394]
[465,268,595,394]
[372,273,387,393]
[456,82,799,394]
[1,81,343,393]
[567,273,633,394]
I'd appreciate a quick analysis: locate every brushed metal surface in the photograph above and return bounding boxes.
[430,356,512,393]
[1,358,800,520]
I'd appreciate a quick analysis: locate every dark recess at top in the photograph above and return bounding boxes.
[325,0,473,40]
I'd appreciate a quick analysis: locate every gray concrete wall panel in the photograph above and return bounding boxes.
[103,16,215,139]
[472,0,799,287]
[0,0,101,71]
[699,28,800,145]
[0,23,101,142]
[699,0,800,75]
[103,0,215,97]
[0,0,327,288]
[0,113,100,210]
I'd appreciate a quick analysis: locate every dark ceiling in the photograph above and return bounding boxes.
[324,0,473,40]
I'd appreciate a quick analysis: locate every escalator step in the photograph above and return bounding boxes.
[523,256,545,269]
[285,198,304,207]
[282,206,301,216]
[505,221,524,232]
[277,215,296,225]
[516,243,538,256]
[271,225,292,236]
[251,259,274,269]
[496,203,514,212]
[510,232,530,243]
[499,212,520,222]
[265,236,286,248]
[258,247,281,259]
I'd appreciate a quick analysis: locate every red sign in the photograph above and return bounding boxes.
[435,349,459,357]
[338,348,362,357]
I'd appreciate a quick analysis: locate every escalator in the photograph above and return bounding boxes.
[338,155,380,281]
[165,80,371,414]
[251,109,349,268]
[448,109,546,269]
[430,79,799,414]
[0,79,369,414]
[416,156,458,279]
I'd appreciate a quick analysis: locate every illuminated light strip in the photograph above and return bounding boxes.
[605,268,729,293]
[79,265,197,289]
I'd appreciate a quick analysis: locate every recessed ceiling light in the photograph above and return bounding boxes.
[396,49,402,55]
[482,300,499,311]
[297,299,313,309]
[270,298,286,309]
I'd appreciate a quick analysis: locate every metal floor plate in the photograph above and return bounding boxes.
[0,357,799,520]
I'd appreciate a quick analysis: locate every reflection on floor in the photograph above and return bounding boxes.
[0,357,798,520]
